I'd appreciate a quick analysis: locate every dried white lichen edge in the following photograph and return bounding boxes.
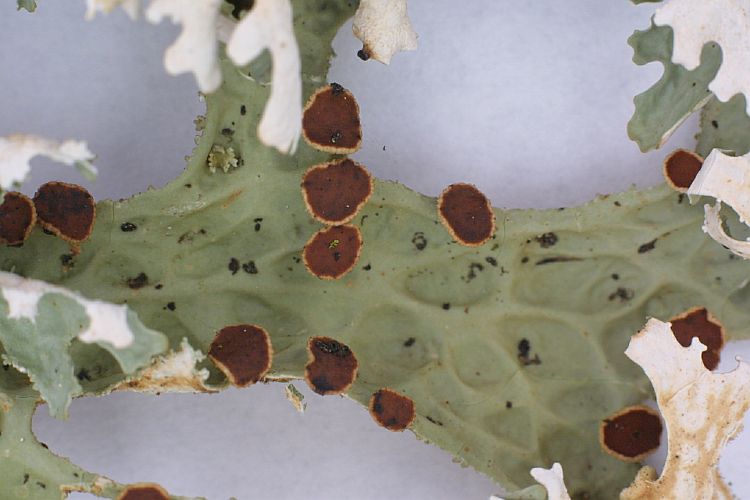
[688,149,750,223]
[141,0,301,154]
[226,0,301,154]
[145,338,208,383]
[654,0,750,114]
[111,337,211,394]
[687,149,750,258]
[352,0,418,64]
[0,134,97,190]
[85,0,139,20]
[702,202,750,259]
[490,463,571,500]
[0,271,133,348]
[620,318,750,499]
[528,464,570,500]
[145,0,224,93]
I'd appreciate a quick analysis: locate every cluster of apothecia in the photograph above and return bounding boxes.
[0,181,95,253]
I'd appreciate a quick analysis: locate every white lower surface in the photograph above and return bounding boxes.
[0,0,748,499]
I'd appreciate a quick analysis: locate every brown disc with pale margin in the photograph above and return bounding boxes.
[117,483,169,500]
[302,83,362,154]
[369,388,416,432]
[208,324,273,387]
[32,181,95,244]
[303,225,362,280]
[438,183,495,246]
[663,149,703,192]
[304,336,358,395]
[600,405,662,462]
[670,307,725,370]
[0,192,36,246]
[302,159,373,224]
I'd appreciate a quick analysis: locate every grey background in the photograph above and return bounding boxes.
[1,1,749,498]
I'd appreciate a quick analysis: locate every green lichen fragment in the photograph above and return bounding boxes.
[16,0,37,12]
[627,22,721,152]
[285,383,306,412]
[0,395,96,499]
[0,289,166,419]
[0,391,201,499]
[0,393,113,499]
[207,144,239,174]
[696,94,750,157]
[3,1,750,498]
[0,294,84,419]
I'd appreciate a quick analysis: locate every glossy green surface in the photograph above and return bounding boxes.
[4,1,750,498]
[628,22,720,152]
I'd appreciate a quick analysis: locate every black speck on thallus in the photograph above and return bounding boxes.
[535,232,558,248]
[243,261,258,274]
[608,287,634,302]
[76,368,91,382]
[485,256,498,267]
[425,415,443,426]
[404,337,416,347]
[120,222,137,232]
[412,232,427,251]
[166,302,176,311]
[126,273,148,289]
[518,338,530,358]
[712,120,719,129]
[534,256,582,266]
[240,105,247,116]
[638,239,657,254]
[363,263,372,271]
[464,262,484,282]
[254,218,263,231]
[517,338,541,366]
[442,303,451,311]
[228,258,240,275]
